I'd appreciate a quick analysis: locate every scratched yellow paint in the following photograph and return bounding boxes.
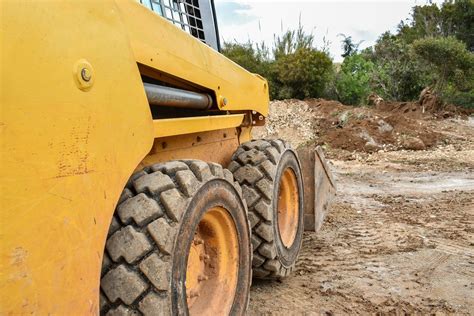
[0,0,267,314]
[0,1,154,314]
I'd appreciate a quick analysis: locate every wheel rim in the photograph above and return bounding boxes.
[277,167,299,248]
[186,206,239,315]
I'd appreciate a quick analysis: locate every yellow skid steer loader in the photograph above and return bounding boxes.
[0,0,335,314]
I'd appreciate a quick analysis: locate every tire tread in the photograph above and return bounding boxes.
[100,160,248,315]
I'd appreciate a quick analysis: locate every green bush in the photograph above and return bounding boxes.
[221,1,473,109]
[221,41,270,76]
[222,26,332,100]
[272,48,333,99]
[443,87,474,109]
[335,54,374,105]
[413,36,473,91]
[367,34,430,101]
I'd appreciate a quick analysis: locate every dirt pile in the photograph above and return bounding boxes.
[375,89,472,119]
[253,98,471,153]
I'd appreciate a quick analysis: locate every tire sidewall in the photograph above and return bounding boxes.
[171,179,251,315]
[272,149,304,268]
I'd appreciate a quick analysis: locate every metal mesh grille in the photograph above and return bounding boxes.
[140,0,206,43]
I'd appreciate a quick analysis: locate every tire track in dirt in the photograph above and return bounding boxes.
[250,164,473,315]
[250,105,474,314]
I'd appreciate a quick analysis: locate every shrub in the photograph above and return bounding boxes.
[221,41,270,76]
[367,33,430,101]
[335,54,374,105]
[272,48,333,100]
[412,36,473,92]
[222,26,332,100]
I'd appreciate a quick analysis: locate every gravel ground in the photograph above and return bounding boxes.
[249,103,474,315]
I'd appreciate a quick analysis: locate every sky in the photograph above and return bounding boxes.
[214,0,445,62]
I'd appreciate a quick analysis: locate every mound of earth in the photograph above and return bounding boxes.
[374,89,471,119]
[253,98,471,155]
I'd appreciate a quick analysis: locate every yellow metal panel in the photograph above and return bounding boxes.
[239,126,253,144]
[1,1,266,314]
[153,114,244,138]
[0,1,153,314]
[137,128,240,171]
[115,0,270,116]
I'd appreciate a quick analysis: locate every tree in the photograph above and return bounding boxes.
[368,32,430,101]
[440,0,474,51]
[335,54,374,105]
[396,0,474,50]
[339,34,363,58]
[412,36,473,92]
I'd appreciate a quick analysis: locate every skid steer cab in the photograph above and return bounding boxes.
[0,0,335,315]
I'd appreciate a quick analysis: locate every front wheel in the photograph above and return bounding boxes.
[229,139,304,279]
[100,160,251,315]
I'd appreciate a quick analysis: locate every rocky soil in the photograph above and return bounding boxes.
[249,100,474,315]
[253,98,471,153]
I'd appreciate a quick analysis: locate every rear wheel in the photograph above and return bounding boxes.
[229,139,304,279]
[100,160,251,315]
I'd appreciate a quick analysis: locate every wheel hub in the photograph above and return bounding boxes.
[186,206,239,315]
[277,167,299,248]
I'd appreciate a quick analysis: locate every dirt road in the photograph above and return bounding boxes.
[249,104,474,314]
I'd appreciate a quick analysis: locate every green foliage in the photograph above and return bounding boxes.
[335,54,374,105]
[397,4,442,42]
[221,0,473,109]
[443,85,474,109]
[338,34,363,58]
[221,41,270,75]
[272,48,333,99]
[364,1,473,107]
[412,36,474,91]
[222,25,332,100]
[440,0,474,51]
[273,25,314,59]
[368,34,431,101]
[397,0,474,50]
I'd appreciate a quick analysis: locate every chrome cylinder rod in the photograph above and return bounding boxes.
[144,83,213,110]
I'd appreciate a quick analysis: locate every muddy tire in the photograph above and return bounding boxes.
[228,139,304,279]
[100,160,251,315]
